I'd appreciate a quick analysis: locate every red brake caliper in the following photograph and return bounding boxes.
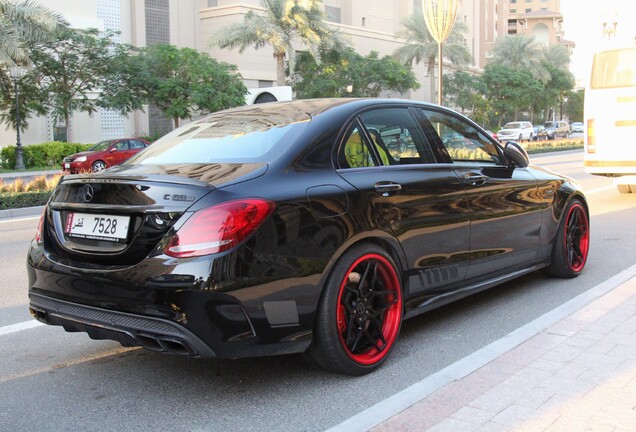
[337,304,346,333]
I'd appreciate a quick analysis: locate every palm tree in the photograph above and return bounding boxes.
[213,0,337,86]
[393,12,472,103]
[541,43,571,71]
[0,0,66,65]
[492,35,550,83]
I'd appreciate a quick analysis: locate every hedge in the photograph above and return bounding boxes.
[1,141,92,169]
[0,191,51,210]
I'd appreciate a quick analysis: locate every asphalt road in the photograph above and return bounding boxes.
[1,150,635,432]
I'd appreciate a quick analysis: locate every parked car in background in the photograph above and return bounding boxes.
[29,99,589,376]
[62,138,151,174]
[543,121,570,140]
[570,122,584,133]
[497,121,534,141]
[533,125,549,141]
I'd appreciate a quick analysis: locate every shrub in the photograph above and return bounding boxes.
[0,191,51,210]
[0,174,62,209]
[1,142,92,169]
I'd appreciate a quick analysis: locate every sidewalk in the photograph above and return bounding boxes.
[369,269,636,432]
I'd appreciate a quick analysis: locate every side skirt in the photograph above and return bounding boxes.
[403,263,548,320]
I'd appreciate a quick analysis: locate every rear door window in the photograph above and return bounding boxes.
[338,107,436,168]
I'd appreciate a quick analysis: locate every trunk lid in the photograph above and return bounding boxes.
[43,163,267,266]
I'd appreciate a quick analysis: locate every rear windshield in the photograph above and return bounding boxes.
[130,111,310,164]
[591,47,636,89]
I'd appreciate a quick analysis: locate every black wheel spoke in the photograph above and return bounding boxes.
[363,329,383,352]
[349,328,364,353]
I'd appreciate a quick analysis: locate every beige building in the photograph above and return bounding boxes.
[506,0,574,49]
[5,0,567,147]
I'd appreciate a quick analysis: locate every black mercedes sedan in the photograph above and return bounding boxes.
[27,99,589,375]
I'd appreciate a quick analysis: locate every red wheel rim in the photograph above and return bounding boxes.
[564,203,589,273]
[336,253,402,365]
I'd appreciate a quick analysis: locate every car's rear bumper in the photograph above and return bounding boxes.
[29,292,216,357]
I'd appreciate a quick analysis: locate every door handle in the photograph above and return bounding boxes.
[463,173,487,186]
[374,182,402,197]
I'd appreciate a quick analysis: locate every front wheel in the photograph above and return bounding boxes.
[307,244,403,375]
[92,160,107,172]
[544,199,590,278]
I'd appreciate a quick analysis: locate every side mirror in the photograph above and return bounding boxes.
[504,141,529,168]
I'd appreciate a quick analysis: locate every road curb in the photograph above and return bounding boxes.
[326,263,636,432]
[0,206,44,220]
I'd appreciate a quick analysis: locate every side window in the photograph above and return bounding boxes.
[115,140,129,151]
[129,139,147,149]
[420,109,501,164]
[358,108,436,165]
[341,123,377,168]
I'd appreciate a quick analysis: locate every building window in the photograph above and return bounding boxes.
[510,8,516,13]
[526,8,532,12]
[510,0,516,3]
[325,6,341,23]
[207,0,218,6]
[526,0,532,3]
[258,80,274,88]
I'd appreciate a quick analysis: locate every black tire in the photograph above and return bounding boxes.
[528,133,533,142]
[544,199,590,278]
[306,244,403,375]
[92,160,107,172]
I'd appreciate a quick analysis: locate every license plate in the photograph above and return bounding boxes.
[65,212,130,242]
[64,163,70,169]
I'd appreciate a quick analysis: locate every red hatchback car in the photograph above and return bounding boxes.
[62,138,150,174]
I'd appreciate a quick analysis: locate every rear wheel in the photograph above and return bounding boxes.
[307,244,403,375]
[92,160,107,172]
[544,199,590,278]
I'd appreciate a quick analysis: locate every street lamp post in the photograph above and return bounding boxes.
[9,65,26,170]
[422,0,458,105]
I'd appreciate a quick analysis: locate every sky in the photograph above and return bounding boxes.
[560,0,635,86]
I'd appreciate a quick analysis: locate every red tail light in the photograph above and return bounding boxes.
[35,207,46,243]
[164,199,275,258]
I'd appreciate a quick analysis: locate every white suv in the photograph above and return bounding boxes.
[497,121,534,141]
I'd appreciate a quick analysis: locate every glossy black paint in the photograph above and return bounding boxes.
[27,98,587,361]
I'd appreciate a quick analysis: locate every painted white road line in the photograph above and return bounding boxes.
[0,320,44,336]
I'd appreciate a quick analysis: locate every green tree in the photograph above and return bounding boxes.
[119,44,247,128]
[393,13,472,103]
[443,71,491,127]
[25,28,124,142]
[213,0,338,86]
[481,64,543,126]
[0,0,66,64]
[565,88,584,123]
[294,47,420,98]
[538,63,575,121]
